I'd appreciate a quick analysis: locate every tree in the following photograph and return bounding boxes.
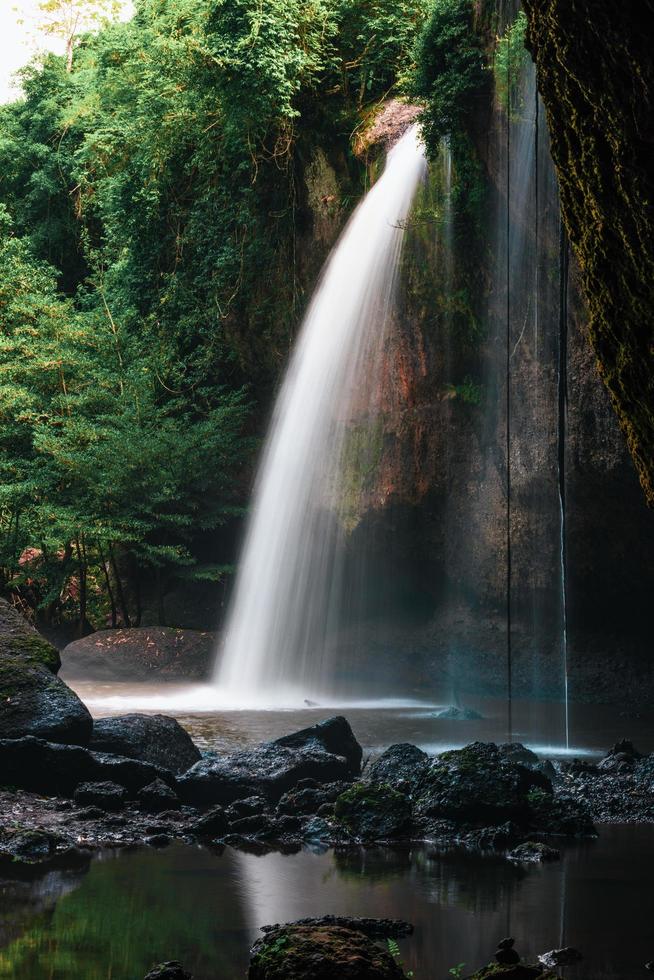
[35,0,125,71]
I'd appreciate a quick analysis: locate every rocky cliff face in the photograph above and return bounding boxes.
[523,0,654,506]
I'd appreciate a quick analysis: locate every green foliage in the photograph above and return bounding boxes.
[386,937,415,977]
[493,10,529,117]
[447,376,483,406]
[0,0,432,625]
[410,0,487,159]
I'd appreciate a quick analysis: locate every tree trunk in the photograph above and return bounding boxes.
[98,542,117,628]
[108,542,131,627]
[75,536,87,637]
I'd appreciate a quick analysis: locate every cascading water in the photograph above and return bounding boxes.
[215,126,427,706]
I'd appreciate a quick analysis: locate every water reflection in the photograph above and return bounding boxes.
[0,828,651,979]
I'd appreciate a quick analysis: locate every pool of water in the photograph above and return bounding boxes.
[1,827,653,979]
[68,680,654,759]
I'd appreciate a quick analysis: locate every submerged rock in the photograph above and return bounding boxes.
[90,714,201,775]
[0,736,176,796]
[0,600,92,745]
[143,962,193,980]
[508,841,561,863]
[249,923,407,979]
[334,783,411,841]
[436,706,483,720]
[178,721,358,805]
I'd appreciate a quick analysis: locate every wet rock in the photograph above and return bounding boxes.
[508,841,561,863]
[73,781,128,811]
[525,789,596,837]
[538,947,582,968]
[90,714,201,775]
[189,805,229,838]
[143,961,193,980]
[436,706,483,720]
[137,778,180,813]
[145,833,170,848]
[77,806,105,820]
[0,601,92,745]
[0,736,176,796]
[260,917,413,939]
[598,739,642,773]
[498,743,540,768]
[413,743,552,828]
[274,716,362,777]
[0,830,58,863]
[496,946,520,965]
[277,782,347,817]
[178,741,351,806]
[230,814,278,837]
[467,966,559,979]
[364,744,429,793]
[225,796,268,820]
[301,816,333,842]
[249,923,407,979]
[334,783,411,841]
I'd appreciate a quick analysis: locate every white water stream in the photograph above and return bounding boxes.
[214,126,427,707]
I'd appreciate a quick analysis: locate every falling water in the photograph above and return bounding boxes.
[215,126,427,706]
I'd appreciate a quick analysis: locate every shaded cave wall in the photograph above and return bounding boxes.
[522,0,654,507]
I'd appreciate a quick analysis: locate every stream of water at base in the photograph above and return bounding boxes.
[1,826,653,979]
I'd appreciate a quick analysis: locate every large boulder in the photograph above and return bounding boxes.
[364,744,429,792]
[0,736,176,796]
[178,740,351,806]
[249,924,407,979]
[0,600,92,745]
[60,627,214,682]
[274,716,362,777]
[90,714,201,774]
[413,742,552,827]
[334,783,412,841]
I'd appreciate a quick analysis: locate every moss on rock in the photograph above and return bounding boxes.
[523,0,654,505]
[334,782,412,841]
[249,924,407,979]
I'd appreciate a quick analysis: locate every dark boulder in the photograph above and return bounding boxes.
[74,781,128,811]
[137,778,181,813]
[274,716,362,777]
[467,967,559,979]
[413,742,552,828]
[225,796,268,821]
[538,948,582,968]
[0,830,58,865]
[90,714,201,775]
[525,789,596,837]
[0,600,91,745]
[277,782,347,817]
[178,742,350,806]
[0,736,176,796]
[508,841,561,863]
[189,805,230,838]
[143,962,193,980]
[364,744,429,792]
[249,923,407,979]
[61,626,214,682]
[260,918,413,939]
[334,783,411,841]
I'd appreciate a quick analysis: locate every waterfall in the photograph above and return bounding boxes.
[215,126,427,706]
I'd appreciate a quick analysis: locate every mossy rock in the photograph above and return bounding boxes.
[414,742,552,827]
[0,601,60,673]
[249,924,406,979]
[334,782,411,841]
[0,657,92,745]
[466,964,560,979]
